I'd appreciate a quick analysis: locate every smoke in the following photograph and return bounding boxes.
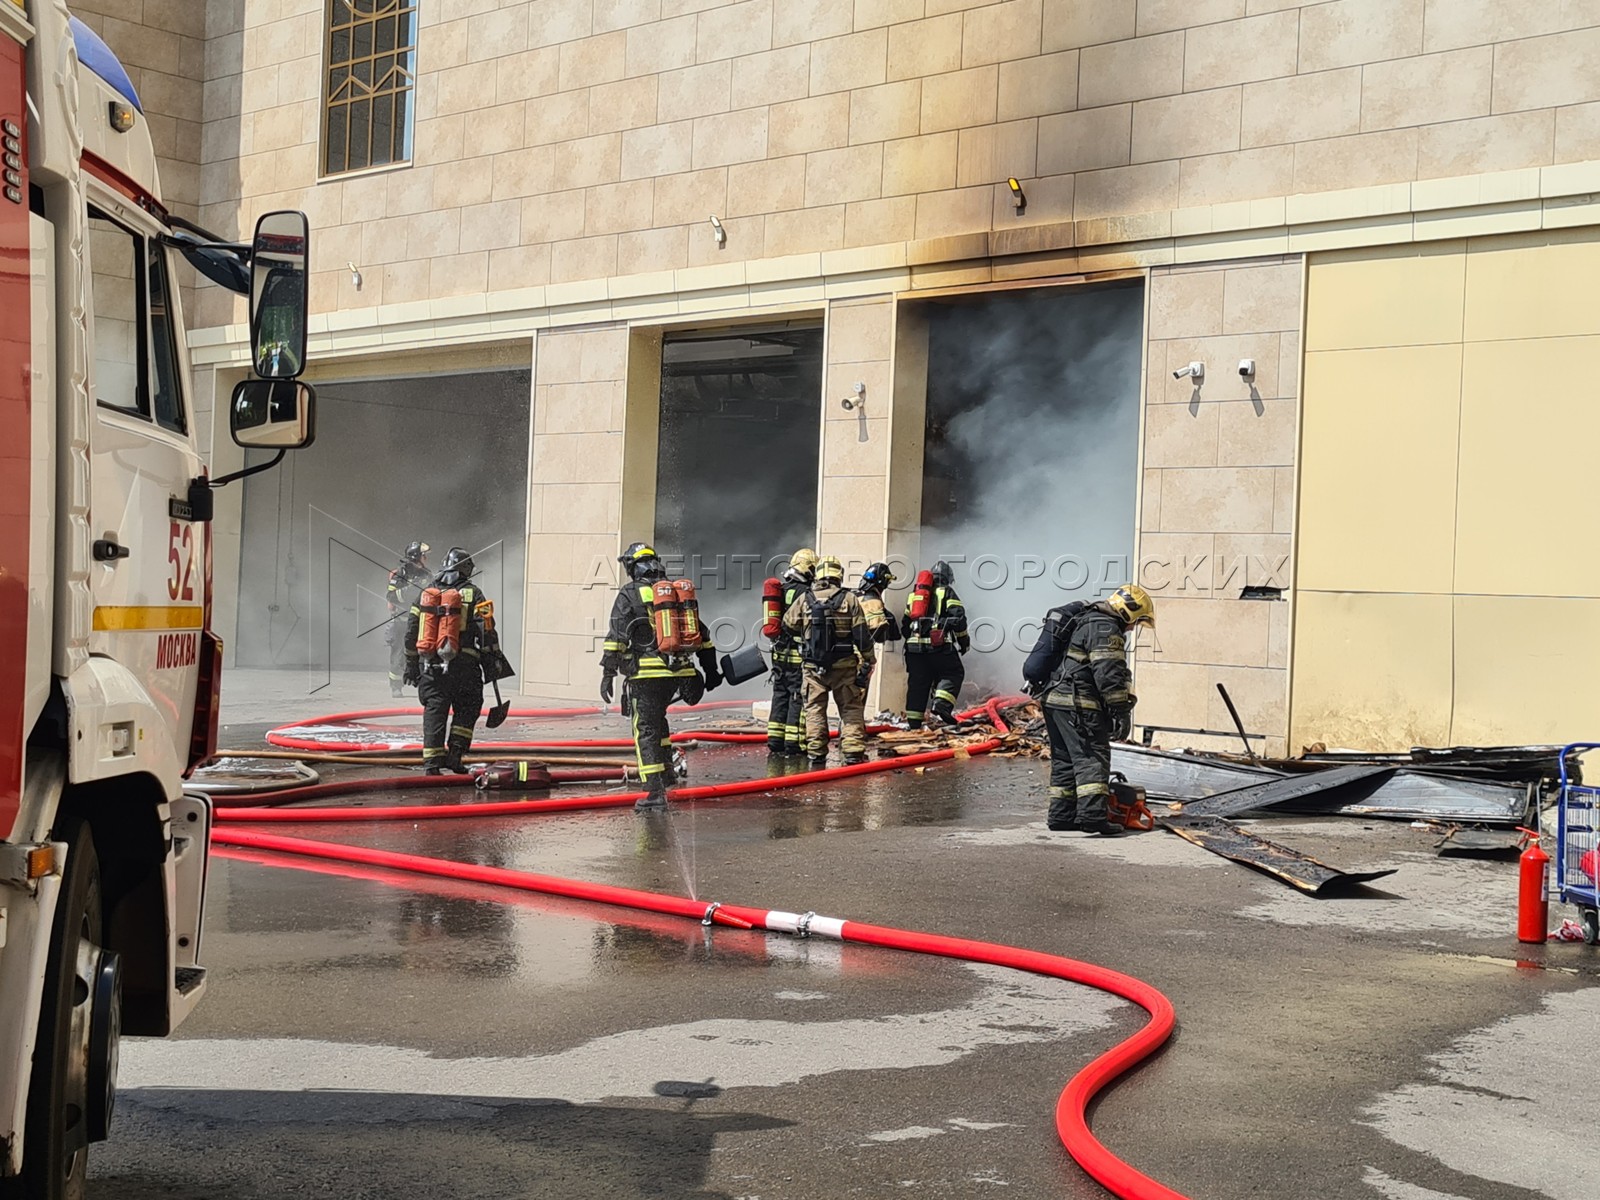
[919,284,1145,693]
[235,369,532,673]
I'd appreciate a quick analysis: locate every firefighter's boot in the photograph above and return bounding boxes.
[634,776,670,812]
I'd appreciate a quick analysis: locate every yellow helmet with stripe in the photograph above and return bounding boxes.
[1107,583,1156,627]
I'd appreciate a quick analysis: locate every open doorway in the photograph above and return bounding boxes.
[235,368,531,675]
[653,324,824,663]
[917,282,1145,689]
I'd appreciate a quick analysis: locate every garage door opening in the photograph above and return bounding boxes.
[235,368,531,677]
[653,325,823,664]
[918,282,1145,689]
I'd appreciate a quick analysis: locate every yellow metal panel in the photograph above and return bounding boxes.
[1289,591,1454,751]
[1464,230,1600,343]
[1298,344,1462,595]
[91,606,205,631]
[1456,336,1600,598]
[1452,595,1600,745]
[1304,241,1465,352]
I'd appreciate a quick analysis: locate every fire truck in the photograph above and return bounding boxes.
[1,3,317,1196]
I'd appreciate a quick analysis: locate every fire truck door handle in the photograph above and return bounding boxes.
[93,538,130,562]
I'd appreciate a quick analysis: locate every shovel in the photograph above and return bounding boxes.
[482,648,516,729]
[483,678,508,732]
[486,677,510,729]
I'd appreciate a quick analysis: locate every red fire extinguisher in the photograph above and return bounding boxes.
[1517,827,1550,944]
[761,576,785,638]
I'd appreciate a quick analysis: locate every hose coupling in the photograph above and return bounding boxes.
[702,902,721,927]
[796,911,817,939]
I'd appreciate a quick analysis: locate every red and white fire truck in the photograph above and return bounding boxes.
[1,3,317,1196]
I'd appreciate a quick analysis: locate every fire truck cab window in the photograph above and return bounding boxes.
[148,240,187,434]
[87,207,187,436]
[88,209,148,418]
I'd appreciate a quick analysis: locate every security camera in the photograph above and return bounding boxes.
[1172,361,1204,382]
[841,381,866,410]
[1238,358,1256,379]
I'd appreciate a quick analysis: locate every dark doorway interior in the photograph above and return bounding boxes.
[920,283,1145,688]
[654,325,823,657]
[236,369,531,671]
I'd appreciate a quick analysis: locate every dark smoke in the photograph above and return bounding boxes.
[920,283,1145,692]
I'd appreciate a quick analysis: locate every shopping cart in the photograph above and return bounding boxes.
[1556,743,1600,944]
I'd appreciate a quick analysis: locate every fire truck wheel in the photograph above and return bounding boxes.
[16,817,112,1200]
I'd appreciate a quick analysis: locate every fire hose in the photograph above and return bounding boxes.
[209,696,1188,1200]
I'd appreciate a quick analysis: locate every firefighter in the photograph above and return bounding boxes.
[600,543,723,810]
[385,541,430,697]
[404,547,499,776]
[1023,584,1155,836]
[782,556,874,768]
[854,561,902,645]
[902,560,969,729]
[767,548,817,756]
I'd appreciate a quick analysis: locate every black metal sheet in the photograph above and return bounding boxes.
[1174,765,1398,820]
[1162,817,1398,896]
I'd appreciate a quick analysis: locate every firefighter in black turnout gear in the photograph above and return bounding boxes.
[601,543,723,811]
[855,561,902,646]
[902,560,968,728]
[767,549,817,756]
[386,541,430,697]
[405,547,499,775]
[1023,584,1155,836]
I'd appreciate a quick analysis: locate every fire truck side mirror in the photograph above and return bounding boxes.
[230,378,316,450]
[249,210,310,381]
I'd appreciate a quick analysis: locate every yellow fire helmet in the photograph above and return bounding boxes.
[1107,583,1156,627]
[791,547,819,574]
[814,555,844,586]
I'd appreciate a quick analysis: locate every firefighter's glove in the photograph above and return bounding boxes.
[402,659,420,687]
[1110,708,1133,742]
[957,635,971,655]
[702,664,723,693]
[600,673,615,706]
[855,663,873,689]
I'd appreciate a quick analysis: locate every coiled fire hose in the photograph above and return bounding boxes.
[208,697,1188,1200]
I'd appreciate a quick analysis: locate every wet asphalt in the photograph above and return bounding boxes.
[91,706,1599,1200]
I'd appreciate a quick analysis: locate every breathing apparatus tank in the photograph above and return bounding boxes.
[416,587,442,654]
[676,580,703,646]
[652,580,682,651]
[761,576,785,639]
[908,570,935,621]
[435,589,463,662]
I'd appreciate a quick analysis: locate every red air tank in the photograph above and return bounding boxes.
[1517,828,1550,944]
[908,570,935,621]
[674,580,702,646]
[651,580,682,652]
[416,587,442,654]
[761,577,785,638]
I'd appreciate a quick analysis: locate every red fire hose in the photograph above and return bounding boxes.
[211,695,1188,1198]
[208,824,1184,1200]
[208,767,631,810]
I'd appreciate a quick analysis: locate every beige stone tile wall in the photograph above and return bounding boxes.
[1135,256,1301,755]
[167,0,1600,336]
[525,325,630,695]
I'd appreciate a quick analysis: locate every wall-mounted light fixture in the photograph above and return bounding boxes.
[1007,177,1025,214]
[347,261,363,291]
[709,214,726,247]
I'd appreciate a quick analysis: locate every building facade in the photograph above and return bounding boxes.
[81,0,1600,752]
